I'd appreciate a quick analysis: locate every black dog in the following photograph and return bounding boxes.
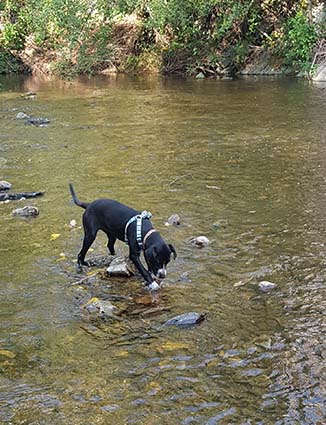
[69,184,176,290]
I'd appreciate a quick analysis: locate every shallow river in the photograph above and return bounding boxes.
[0,74,325,424]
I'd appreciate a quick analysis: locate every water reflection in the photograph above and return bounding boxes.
[0,74,325,423]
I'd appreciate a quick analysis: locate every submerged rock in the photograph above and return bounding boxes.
[15,112,50,126]
[26,117,50,126]
[177,272,192,283]
[12,205,39,217]
[106,256,136,277]
[258,281,277,293]
[0,191,44,201]
[212,219,228,229]
[0,180,12,191]
[190,236,210,247]
[164,312,207,327]
[82,297,118,320]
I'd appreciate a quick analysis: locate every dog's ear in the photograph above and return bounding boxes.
[169,244,177,260]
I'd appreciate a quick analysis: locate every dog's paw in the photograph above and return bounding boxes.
[78,259,89,267]
[148,281,160,291]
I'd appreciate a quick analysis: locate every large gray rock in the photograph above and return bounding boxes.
[106,256,136,277]
[164,312,207,327]
[239,50,284,76]
[312,62,326,82]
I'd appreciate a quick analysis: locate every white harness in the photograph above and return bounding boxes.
[124,211,152,249]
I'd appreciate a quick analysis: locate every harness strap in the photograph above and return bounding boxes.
[143,229,157,248]
[124,211,152,249]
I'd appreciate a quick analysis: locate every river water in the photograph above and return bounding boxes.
[0,74,325,424]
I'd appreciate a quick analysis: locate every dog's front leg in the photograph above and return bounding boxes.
[129,251,152,284]
[129,250,159,289]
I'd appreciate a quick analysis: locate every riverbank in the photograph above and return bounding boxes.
[1,1,325,80]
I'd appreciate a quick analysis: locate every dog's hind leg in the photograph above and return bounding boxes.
[78,230,97,266]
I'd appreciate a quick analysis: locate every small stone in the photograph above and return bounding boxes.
[148,281,160,291]
[191,236,210,247]
[21,91,36,99]
[196,72,205,79]
[165,214,181,226]
[12,205,39,217]
[0,180,12,191]
[131,398,147,406]
[16,112,30,120]
[101,404,120,412]
[258,281,277,292]
[206,185,221,190]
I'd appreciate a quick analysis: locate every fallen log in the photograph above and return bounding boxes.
[0,191,44,201]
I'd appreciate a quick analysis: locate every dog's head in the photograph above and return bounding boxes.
[144,243,177,280]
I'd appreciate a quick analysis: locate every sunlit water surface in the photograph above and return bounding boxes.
[0,74,325,424]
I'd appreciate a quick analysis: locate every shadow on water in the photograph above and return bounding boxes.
[0,74,325,423]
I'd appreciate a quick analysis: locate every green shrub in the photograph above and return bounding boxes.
[0,0,30,50]
[0,0,321,76]
[0,50,22,73]
[52,27,114,77]
[276,11,318,71]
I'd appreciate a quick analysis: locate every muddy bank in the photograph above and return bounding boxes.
[3,42,319,81]
[6,41,326,81]
[2,4,325,80]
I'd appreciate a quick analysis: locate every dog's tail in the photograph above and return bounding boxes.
[69,183,89,209]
